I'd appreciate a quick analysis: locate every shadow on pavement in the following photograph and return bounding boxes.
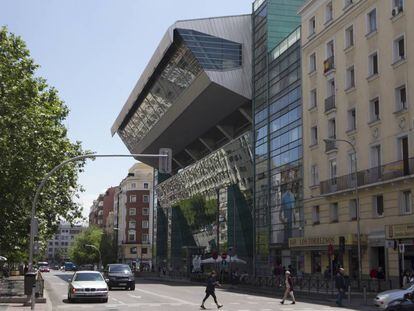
[53,273,74,283]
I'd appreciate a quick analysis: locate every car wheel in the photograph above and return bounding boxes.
[130,285,135,291]
[108,286,112,290]
[102,298,108,303]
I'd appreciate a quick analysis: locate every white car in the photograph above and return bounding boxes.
[374,282,414,309]
[67,271,109,303]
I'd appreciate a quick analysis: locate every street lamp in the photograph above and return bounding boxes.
[324,138,362,285]
[85,244,102,271]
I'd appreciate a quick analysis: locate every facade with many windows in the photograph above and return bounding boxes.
[115,163,154,268]
[46,223,85,263]
[299,0,414,284]
[252,0,305,276]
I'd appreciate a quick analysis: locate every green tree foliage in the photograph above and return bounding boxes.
[68,226,102,266]
[0,27,87,258]
[100,231,117,266]
[178,195,217,232]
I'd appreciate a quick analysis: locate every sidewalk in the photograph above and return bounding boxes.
[143,275,377,310]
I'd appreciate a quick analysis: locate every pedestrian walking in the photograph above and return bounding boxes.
[200,271,223,309]
[335,267,346,307]
[280,270,296,305]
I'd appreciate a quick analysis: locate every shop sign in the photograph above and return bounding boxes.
[289,236,337,248]
[386,224,414,239]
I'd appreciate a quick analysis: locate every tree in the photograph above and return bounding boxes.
[68,226,102,266]
[0,27,87,258]
[100,231,117,266]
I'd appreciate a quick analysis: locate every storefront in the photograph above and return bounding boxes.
[386,224,414,277]
[289,234,366,278]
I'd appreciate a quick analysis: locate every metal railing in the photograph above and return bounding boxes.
[321,158,414,194]
[325,95,336,113]
[325,139,337,153]
[324,56,335,73]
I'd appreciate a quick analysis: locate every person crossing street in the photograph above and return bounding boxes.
[335,267,346,307]
[200,271,223,309]
[280,270,296,304]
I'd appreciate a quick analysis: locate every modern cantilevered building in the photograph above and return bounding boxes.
[112,15,254,272]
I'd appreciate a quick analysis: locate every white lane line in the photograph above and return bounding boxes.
[111,297,126,305]
[134,287,198,305]
[127,294,142,299]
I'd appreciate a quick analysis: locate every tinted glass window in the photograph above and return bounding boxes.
[74,273,104,282]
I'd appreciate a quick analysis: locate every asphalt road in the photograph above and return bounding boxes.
[42,271,372,310]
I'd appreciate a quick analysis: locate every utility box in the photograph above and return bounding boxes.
[24,272,37,295]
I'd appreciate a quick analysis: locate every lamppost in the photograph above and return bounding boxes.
[85,244,102,271]
[324,138,362,285]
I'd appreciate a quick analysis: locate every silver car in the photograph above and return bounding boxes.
[374,282,414,309]
[67,271,109,303]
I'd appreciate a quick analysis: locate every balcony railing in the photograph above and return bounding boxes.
[325,138,337,153]
[325,95,336,112]
[323,56,335,73]
[320,158,414,194]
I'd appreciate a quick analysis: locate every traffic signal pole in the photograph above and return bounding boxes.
[28,151,171,309]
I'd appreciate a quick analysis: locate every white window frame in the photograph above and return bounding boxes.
[370,144,381,168]
[309,52,316,73]
[325,1,333,23]
[329,158,337,179]
[311,164,319,186]
[328,118,336,139]
[309,16,316,37]
[310,88,317,108]
[348,152,357,176]
[349,199,357,220]
[368,51,379,77]
[347,108,356,131]
[310,126,318,145]
[131,182,136,189]
[344,25,354,49]
[326,39,335,59]
[312,206,320,224]
[373,194,384,217]
[130,195,137,203]
[142,208,149,216]
[142,234,149,244]
[366,8,377,35]
[142,220,149,229]
[330,203,339,222]
[129,208,136,216]
[369,97,380,122]
[327,78,335,97]
[128,230,136,242]
[128,220,136,229]
[143,182,149,189]
[345,65,355,90]
[143,195,150,203]
[395,84,407,111]
[400,190,412,215]
[393,34,406,63]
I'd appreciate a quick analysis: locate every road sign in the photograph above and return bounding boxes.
[159,148,172,174]
[399,243,405,254]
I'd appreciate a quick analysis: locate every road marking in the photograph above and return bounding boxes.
[111,297,126,305]
[127,293,142,299]
[134,287,198,305]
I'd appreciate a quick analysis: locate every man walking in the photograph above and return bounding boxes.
[200,271,223,309]
[335,267,346,307]
[280,270,296,304]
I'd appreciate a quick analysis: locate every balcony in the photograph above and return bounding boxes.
[325,138,337,153]
[320,158,414,195]
[324,56,335,74]
[325,95,336,113]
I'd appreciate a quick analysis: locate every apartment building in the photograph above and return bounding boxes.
[89,187,116,233]
[46,223,85,263]
[298,0,414,283]
[115,163,153,268]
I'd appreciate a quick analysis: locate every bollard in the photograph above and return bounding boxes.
[31,282,35,310]
[347,285,351,304]
[363,286,367,305]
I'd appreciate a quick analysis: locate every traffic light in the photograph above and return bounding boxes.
[339,236,345,253]
[159,148,172,174]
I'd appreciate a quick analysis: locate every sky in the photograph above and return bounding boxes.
[0,0,252,219]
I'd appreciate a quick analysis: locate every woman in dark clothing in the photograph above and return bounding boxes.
[200,271,223,309]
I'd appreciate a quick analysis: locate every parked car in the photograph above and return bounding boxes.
[385,291,414,311]
[38,262,50,272]
[64,262,77,271]
[67,271,108,303]
[375,282,414,309]
[104,264,135,290]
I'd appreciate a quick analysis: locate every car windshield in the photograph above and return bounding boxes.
[402,282,414,290]
[108,265,131,273]
[38,262,48,267]
[73,273,104,282]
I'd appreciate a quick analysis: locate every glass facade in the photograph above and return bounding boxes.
[118,29,244,153]
[176,29,242,71]
[155,133,254,273]
[253,0,304,276]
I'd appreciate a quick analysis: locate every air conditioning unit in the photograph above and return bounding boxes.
[392,6,402,16]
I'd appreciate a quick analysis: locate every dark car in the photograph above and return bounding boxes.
[105,264,135,290]
[386,292,414,311]
[64,262,77,271]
